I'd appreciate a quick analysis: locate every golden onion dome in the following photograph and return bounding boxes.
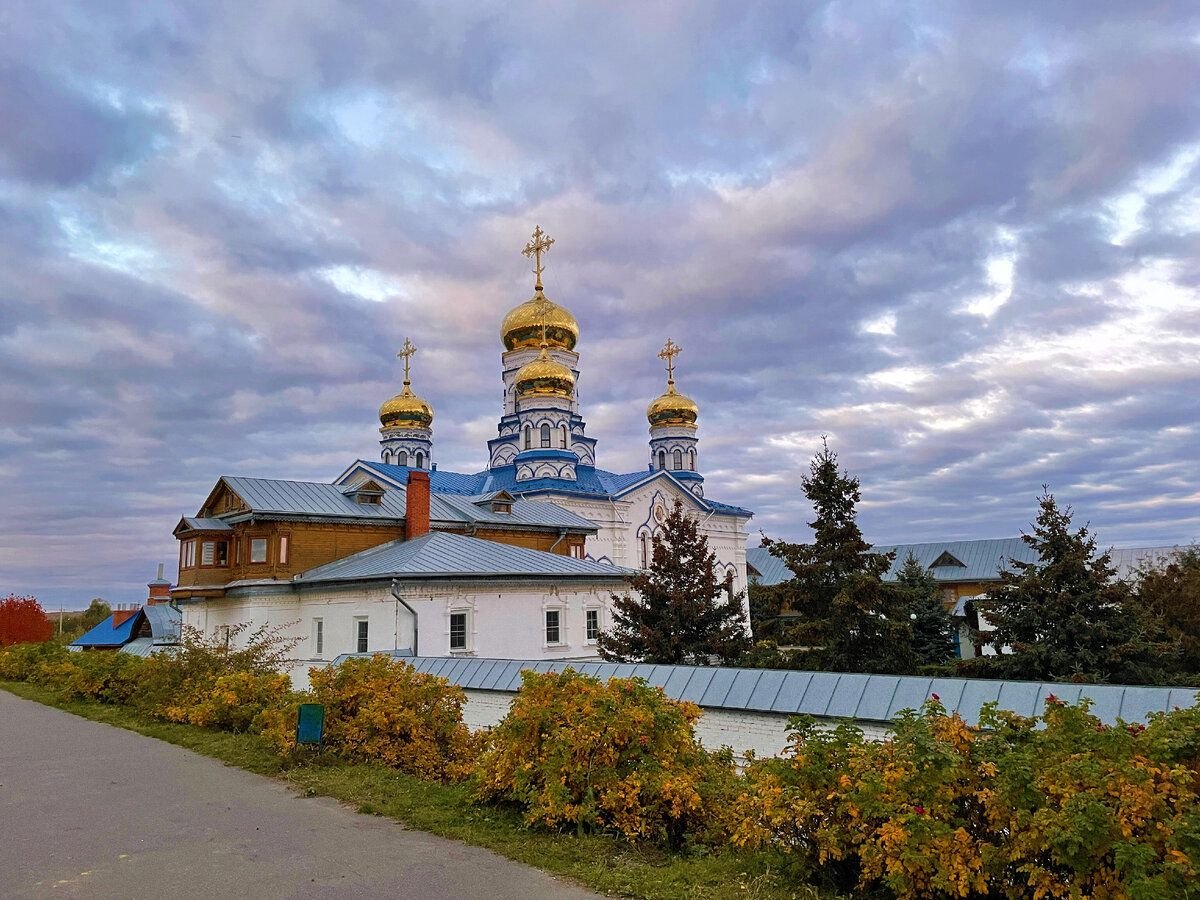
[515,348,575,399]
[501,290,579,351]
[647,382,699,427]
[379,383,433,429]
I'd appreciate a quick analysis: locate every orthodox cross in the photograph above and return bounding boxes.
[522,225,555,291]
[658,337,682,385]
[397,338,417,385]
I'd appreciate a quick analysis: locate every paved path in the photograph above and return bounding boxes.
[0,691,601,899]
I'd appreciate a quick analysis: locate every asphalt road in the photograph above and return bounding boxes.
[0,690,602,899]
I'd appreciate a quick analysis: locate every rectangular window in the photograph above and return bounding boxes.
[570,543,584,559]
[182,540,196,568]
[356,619,369,653]
[215,541,228,566]
[449,611,468,651]
[201,541,215,565]
[279,535,289,565]
[586,609,600,642]
[545,609,561,645]
[215,624,232,649]
[234,539,242,565]
[313,618,323,657]
[250,538,268,564]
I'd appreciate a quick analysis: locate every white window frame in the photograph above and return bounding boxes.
[584,607,601,644]
[313,618,324,658]
[544,608,563,646]
[354,617,369,653]
[279,535,289,565]
[249,537,268,564]
[449,609,471,652]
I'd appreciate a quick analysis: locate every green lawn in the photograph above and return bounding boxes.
[1,681,821,900]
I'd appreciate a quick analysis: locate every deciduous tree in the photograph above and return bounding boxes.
[79,598,112,633]
[598,499,750,665]
[0,595,54,646]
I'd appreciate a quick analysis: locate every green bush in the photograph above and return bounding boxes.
[60,651,146,704]
[474,669,737,848]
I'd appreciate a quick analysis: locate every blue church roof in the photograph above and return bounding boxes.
[354,460,753,517]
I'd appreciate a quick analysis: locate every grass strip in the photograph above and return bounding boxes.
[1,681,819,900]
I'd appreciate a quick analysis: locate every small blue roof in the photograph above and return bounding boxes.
[298,531,635,583]
[71,610,144,648]
[403,657,1200,727]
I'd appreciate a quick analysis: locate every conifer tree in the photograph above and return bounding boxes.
[762,439,916,674]
[598,499,750,665]
[977,488,1153,682]
[895,553,955,666]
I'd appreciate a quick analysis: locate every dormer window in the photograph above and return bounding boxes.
[492,500,512,514]
[929,551,967,569]
[475,490,515,515]
[343,479,386,505]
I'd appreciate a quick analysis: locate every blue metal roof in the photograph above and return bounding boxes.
[353,460,753,518]
[71,611,144,648]
[403,656,1200,727]
[298,531,635,583]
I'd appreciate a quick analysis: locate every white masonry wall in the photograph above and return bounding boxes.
[461,688,890,759]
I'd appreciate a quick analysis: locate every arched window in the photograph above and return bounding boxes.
[540,423,551,447]
[523,426,532,450]
[689,449,696,471]
[397,450,408,467]
[640,534,649,568]
[657,449,666,470]
[559,425,568,448]
[673,449,683,470]
[415,451,424,469]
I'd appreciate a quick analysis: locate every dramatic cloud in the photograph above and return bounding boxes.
[1,1,1198,607]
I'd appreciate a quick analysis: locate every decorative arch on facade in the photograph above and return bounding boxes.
[414,451,425,469]
[689,448,696,471]
[559,424,568,448]
[657,449,666,470]
[523,425,532,450]
[673,448,683,470]
[397,449,409,466]
[540,422,552,447]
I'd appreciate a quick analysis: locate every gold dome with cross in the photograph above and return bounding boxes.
[500,226,579,351]
[379,338,434,428]
[647,338,699,426]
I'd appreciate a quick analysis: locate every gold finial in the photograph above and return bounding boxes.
[658,338,682,386]
[397,338,417,386]
[522,225,555,291]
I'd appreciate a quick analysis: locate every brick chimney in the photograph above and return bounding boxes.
[146,562,172,605]
[111,606,139,627]
[405,470,431,540]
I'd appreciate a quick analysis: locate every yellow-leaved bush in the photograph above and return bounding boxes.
[264,656,478,782]
[163,670,293,732]
[731,696,1200,899]
[473,669,738,847]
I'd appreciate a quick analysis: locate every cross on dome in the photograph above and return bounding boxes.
[522,225,555,291]
[658,337,682,385]
[396,338,417,385]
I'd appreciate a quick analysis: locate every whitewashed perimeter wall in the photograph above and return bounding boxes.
[461,688,890,760]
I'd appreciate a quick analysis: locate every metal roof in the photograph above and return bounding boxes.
[143,604,182,644]
[119,637,179,658]
[403,656,1200,727]
[747,540,1197,588]
[746,547,792,586]
[298,531,635,583]
[349,460,753,518]
[210,475,597,532]
[178,517,233,531]
[71,611,144,648]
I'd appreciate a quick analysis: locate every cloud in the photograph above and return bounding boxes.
[1,1,1199,607]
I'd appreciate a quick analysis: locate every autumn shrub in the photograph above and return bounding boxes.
[474,669,737,848]
[0,640,70,681]
[59,651,146,704]
[163,670,294,732]
[302,655,477,782]
[732,696,1200,899]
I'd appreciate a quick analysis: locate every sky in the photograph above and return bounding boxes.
[2,1,1199,609]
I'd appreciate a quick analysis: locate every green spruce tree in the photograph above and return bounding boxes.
[895,553,955,667]
[762,439,917,674]
[976,488,1153,682]
[598,499,750,665]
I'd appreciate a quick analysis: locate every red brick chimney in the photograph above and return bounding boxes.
[111,606,139,627]
[405,470,431,540]
[146,562,172,605]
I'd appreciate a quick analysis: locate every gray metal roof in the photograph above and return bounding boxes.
[178,516,233,531]
[143,603,182,644]
[403,656,1200,727]
[214,476,597,532]
[746,547,792,586]
[119,637,179,658]
[749,539,1196,588]
[298,531,634,583]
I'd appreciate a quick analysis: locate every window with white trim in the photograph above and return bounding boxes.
[313,618,324,657]
[540,423,552,447]
[250,538,268,564]
[585,608,600,643]
[569,543,584,559]
[355,618,369,653]
[544,609,562,645]
[449,610,469,651]
[279,535,289,565]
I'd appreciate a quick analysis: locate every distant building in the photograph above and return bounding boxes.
[71,567,181,656]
